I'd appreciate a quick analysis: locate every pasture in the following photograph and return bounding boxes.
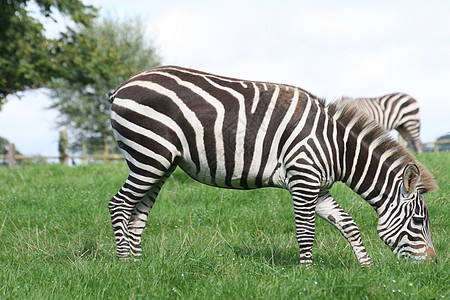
[0,153,448,299]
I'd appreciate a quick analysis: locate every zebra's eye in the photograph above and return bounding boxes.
[412,215,424,224]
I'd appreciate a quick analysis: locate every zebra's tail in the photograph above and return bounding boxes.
[107,89,117,103]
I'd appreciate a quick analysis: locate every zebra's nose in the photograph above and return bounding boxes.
[425,246,436,261]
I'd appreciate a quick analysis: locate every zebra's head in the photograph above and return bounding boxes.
[377,163,436,262]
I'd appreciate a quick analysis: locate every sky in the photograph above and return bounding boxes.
[1,0,449,155]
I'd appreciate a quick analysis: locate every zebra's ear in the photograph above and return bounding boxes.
[403,164,420,194]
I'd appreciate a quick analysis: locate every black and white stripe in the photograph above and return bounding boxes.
[107,66,437,267]
[341,93,423,153]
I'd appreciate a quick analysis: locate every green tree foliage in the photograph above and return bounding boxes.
[0,136,22,165]
[0,136,22,154]
[48,18,161,153]
[0,0,97,107]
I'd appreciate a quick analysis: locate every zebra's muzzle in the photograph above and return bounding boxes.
[424,246,437,262]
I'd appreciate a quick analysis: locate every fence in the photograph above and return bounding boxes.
[422,139,450,153]
[0,147,124,168]
[1,131,124,168]
[0,153,125,167]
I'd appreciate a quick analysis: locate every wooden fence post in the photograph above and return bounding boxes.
[59,131,69,165]
[8,143,16,168]
[103,136,109,163]
[82,140,87,165]
[434,142,439,153]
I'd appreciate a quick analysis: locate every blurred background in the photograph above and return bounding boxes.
[1,0,449,164]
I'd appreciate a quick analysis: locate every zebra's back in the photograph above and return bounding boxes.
[110,66,323,189]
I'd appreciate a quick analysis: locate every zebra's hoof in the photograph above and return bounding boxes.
[360,260,374,269]
[117,254,131,261]
[300,259,313,269]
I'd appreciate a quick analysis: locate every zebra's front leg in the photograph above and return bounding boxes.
[315,192,373,268]
[290,189,319,267]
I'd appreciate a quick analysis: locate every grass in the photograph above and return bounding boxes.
[0,153,448,299]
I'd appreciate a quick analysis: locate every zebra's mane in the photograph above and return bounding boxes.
[314,96,327,107]
[326,98,438,193]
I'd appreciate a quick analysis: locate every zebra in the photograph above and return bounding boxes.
[340,93,423,153]
[107,66,438,267]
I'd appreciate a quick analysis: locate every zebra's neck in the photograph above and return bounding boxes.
[341,127,404,211]
[327,101,409,213]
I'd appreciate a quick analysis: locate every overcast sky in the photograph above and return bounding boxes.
[1,0,449,155]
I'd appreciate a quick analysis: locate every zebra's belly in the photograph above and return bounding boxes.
[177,157,285,190]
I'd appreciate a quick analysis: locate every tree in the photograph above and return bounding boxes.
[0,136,12,156]
[0,136,22,165]
[0,0,97,108]
[48,18,161,154]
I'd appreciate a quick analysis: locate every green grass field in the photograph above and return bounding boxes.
[0,153,448,299]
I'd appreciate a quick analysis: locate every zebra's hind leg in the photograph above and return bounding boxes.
[315,192,373,268]
[397,123,422,153]
[127,165,176,258]
[109,166,174,260]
